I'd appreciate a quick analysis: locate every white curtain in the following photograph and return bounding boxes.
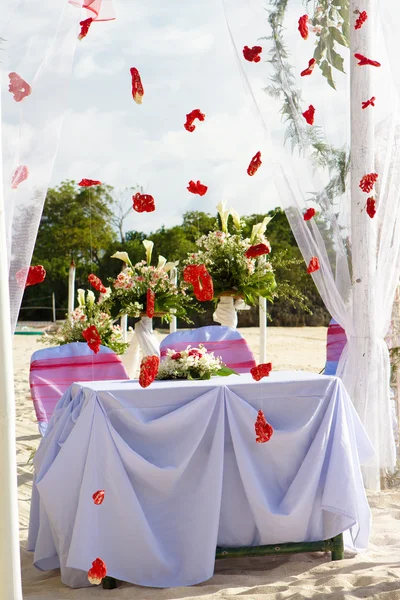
[223,0,400,489]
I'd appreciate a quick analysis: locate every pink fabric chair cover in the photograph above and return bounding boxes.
[324,318,347,376]
[30,342,129,435]
[160,326,256,373]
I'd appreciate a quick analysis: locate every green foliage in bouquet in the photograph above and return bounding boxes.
[41,289,129,355]
[105,241,200,323]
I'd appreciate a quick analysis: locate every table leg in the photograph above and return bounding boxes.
[331,533,345,561]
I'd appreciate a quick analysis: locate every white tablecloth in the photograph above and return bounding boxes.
[28,372,374,588]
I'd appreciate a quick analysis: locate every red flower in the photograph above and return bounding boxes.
[146,289,155,319]
[247,151,262,176]
[87,558,107,585]
[298,15,309,40]
[11,165,29,189]
[88,274,107,294]
[171,352,182,360]
[355,10,368,30]
[183,264,214,302]
[130,67,144,104]
[188,348,202,358]
[359,172,378,193]
[187,180,208,196]
[245,243,270,259]
[16,265,46,288]
[366,197,376,218]
[255,410,274,443]
[354,53,381,67]
[361,96,376,110]
[242,45,262,63]
[92,490,105,505]
[184,109,205,132]
[133,192,155,213]
[307,256,320,274]
[139,355,160,388]
[78,179,102,187]
[82,325,102,354]
[300,58,316,77]
[303,208,316,221]
[251,363,272,382]
[8,72,32,103]
[78,17,93,40]
[302,105,315,125]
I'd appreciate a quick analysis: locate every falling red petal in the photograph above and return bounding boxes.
[302,105,315,125]
[8,72,32,102]
[184,109,205,132]
[254,409,274,443]
[82,325,102,354]
[130,67,144,104]
[78,179,102,187]
[300,58,316,77]
[303,208,316,221]
[359,173,378,193]
[132,193,155,213]
[354,53,381,67]
[247,151,262,176]
[146,289,155,319]
[87,558,107,585]
[187,180,208,196]
[11,165,29,189]
[242,45,263,63]
[245,244,270,259]
[183,264,214,302]
[78,17,93,40]
[92,490,105,505]
[251,363,272,382]
[139,355,160,388]
[307,256,320,274]
[366,197,376,218]
[16,265,46,289]
[298,15,309,40]
[88,274,107,294]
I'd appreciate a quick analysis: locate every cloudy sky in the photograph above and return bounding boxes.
[2,0,355,237]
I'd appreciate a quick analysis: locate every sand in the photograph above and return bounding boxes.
[14,327,400,599]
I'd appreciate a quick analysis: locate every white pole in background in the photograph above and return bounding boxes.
[121,314,128,342]
[259,297,267,363]
[67,259,76,314]
[0,78,24,600]
[170,267,177,333]
[52,292,56,323]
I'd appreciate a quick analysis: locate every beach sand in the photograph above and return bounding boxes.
[15,328,400,599]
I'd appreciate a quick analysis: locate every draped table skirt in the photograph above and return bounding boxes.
[28,372,374,588]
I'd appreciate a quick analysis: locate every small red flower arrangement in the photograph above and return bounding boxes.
[139,355,160,388]
[88,274,107,294]
[247,151,262,176]
[362,97,375,109]
[130,67,144,104]
[133,193,156,213]
[78,17,93,39]
[78,179,102,187]
[82,324,102,354]
[92,490,105,505]
[307,256,320,274]
[301,58,316,77]
[302,105,315,125]
[303,208,316,221]
[250,363,272,382]
[354,53,381,67]
[87,558,107,585]
[255,410,274,443]
[366,197,376,218]
[245,243,270,259]
[354,10,368,30]
[242,45,262,63]
[298,15,309,40]
[11,165,29,189]
[184,109,205,132]
[16,265,47,288]
[187,180,208,196]
[359,172,378,193]
[183,264,214,302]
[8,72,32,102]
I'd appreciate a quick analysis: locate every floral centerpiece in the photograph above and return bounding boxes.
[157,345,237,380]
[184,201,276,307]
[41,288,129,355]
[106,240,197,322]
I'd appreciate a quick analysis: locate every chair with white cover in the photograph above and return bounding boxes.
[29,342,129,435]
[160,325,256,373]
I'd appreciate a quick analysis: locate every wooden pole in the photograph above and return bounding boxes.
[0,77,23,600]
[350,0,378,489]
[68,260,76,314]
[52,292,56,323]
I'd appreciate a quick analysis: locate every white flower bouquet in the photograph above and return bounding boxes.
[157,345,237,380]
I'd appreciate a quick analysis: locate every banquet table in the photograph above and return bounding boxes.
[28,371,374,589]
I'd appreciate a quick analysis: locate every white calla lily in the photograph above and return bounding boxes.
[250,216,273,243]
[98,287,111,304]
[77,289,86,307]
[164,260,179,273]
[216,200,230,233]
[143,240,154,265]
[86,290,95,307]
[230,208,241,230]
[157,255,167,269]
[111,251,132,267]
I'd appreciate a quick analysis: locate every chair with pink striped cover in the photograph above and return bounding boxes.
[323,318,347,376]
[160,326,256,373]
[30,342,129,435]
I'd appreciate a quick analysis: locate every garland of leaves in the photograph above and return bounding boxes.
[262,0,350,208]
